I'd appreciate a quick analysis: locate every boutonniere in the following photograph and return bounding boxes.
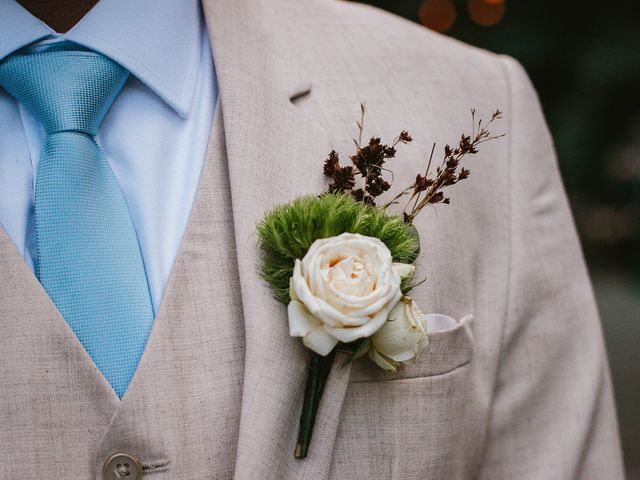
[257,105,504,458]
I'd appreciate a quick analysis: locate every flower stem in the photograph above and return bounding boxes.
[294,350,337,459]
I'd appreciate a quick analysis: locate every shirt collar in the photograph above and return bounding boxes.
[0,0,203,117]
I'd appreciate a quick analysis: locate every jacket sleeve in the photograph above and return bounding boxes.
[478,56,625,479]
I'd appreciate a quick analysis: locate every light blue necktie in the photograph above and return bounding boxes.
[0,49,154,399]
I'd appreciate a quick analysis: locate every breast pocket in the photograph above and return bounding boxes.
[331,315,475,480]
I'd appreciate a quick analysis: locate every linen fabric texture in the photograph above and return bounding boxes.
[0,0,624,478]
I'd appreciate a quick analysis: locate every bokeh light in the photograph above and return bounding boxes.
[419,0,457,33]
[467,0,506,26]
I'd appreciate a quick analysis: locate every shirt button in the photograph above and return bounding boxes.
[103,452,143,479]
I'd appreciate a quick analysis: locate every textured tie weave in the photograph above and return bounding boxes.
[0,50,154,398]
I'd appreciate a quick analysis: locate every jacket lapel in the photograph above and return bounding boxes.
[202,1,353,477]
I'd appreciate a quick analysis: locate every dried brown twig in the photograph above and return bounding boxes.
[323,103,412,206]
[384,109,504,224]
[324,106,504,223]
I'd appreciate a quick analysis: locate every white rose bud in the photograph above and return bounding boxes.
[368,298,429,372]
[288,232,413,356]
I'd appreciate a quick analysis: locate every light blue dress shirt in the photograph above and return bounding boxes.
[0,0,217,312]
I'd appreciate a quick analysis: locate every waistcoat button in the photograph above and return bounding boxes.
[103,452,143,479]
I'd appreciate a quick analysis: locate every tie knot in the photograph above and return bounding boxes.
[0,50,129,135]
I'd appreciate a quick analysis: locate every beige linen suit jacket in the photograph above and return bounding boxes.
[0,0,625,478]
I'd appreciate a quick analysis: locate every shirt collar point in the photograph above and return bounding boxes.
[165,90,193,119]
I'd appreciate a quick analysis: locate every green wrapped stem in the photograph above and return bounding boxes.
[294,350,336,459]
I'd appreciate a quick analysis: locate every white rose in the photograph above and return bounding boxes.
[368,298,429,372]
[288,232,414,355]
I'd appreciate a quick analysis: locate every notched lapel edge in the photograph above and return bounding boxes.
[202,1,353,478]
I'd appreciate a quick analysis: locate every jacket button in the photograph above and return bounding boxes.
[103,452,143,479]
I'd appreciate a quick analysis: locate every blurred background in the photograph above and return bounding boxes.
[355,0,640,476]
